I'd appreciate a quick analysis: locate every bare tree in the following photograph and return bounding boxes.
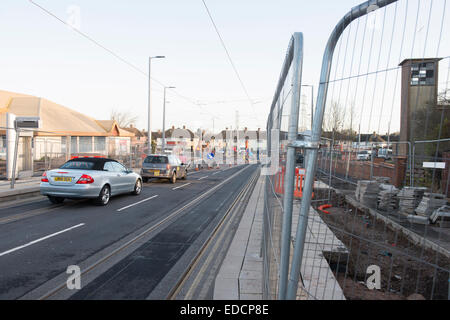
[438,88,450,105]
[110,109,138,128]
[324,101,346,133]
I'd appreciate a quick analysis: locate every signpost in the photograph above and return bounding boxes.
[9,116,41,189]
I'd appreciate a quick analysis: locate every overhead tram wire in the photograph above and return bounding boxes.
[27,0,216,119]
[200,0,262,127]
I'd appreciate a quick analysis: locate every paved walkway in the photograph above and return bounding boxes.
[0,177,41,189]
[214,174,264,299]
[214,175,346,300]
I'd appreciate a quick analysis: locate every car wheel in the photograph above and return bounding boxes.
[170,172,177,184]
[181,171,187,180]
[142,177,149,183]
[95,185,110,206]
[48,196,64,204]
[132,179,142,195]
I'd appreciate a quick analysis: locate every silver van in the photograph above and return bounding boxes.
[140,154,187,183]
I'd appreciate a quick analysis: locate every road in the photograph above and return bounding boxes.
[0,164,259,300]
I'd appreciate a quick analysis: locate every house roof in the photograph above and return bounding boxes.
[147,127,195,140]
[123,126,145,138]
[0,90,133,137]
[96,120,134,137]
[217,129,266,140]
[399,58,443,67]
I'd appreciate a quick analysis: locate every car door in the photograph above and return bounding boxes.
[103,161,121,196]
[109,162,127,194]
[114,161,136,193]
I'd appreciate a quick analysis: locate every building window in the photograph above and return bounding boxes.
[94,136,106,152]
[71,136,78,154]
[79,136,92,153]
[61,136,67,154]
[410,62,435,86]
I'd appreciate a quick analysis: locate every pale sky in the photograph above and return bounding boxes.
[0,0,448,135]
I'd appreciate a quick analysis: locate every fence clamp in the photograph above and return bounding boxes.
[288,140,320,149]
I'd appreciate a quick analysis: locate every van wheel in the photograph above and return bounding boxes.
[95,185,110,206]
[48,196,64,204]
[170,172,177,184]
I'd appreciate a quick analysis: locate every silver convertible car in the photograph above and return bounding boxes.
[40,157,142,206]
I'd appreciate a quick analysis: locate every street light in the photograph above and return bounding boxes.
[147,55,165,155]
[162,86,176,153]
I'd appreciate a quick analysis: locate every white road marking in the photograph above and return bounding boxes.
[187,170,202,176]
[197,176,208,180]
[117,195,159,212]
[212,171,221,175]
[0,223,85,257]
[172,183,192,190]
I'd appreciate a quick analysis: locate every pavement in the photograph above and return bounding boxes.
[0,164,258,299]
[213,174,347,300]
[214,174,265,300]
[0,177,42,203]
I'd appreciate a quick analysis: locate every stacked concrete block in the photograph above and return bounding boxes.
[355,180,380,208]
[415,194,448,217]
[429,205,450,227]
[397,187,427,215]
[377,184,399,212]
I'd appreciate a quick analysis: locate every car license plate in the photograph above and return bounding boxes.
[153,170,160,176]
[54,177,72,182]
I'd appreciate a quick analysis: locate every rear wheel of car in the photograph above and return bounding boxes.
[170,172,177,184]
[48,196,65,204]
[181,170,187,180]
[132,179,142,195]
[95,185,110,206]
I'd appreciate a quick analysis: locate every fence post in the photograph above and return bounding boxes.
[278,33,304,300]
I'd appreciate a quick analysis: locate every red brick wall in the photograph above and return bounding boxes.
[318,153,407,188]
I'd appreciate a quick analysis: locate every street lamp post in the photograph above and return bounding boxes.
[162,86,176,153]
[301,85,314,129]
[147,55,165,155]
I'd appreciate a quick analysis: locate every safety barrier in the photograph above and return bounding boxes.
[274,166,312,199]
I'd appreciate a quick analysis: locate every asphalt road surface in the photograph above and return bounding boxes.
[0,164,258,300]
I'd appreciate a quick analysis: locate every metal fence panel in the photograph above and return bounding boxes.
[288,0,450,300]
[263,32,305,299]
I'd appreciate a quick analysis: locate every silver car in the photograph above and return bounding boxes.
[40,157,142,206]
[140,154,187,183]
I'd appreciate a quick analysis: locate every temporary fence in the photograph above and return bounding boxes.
[262,32,305,300]
[265,0,450,300]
